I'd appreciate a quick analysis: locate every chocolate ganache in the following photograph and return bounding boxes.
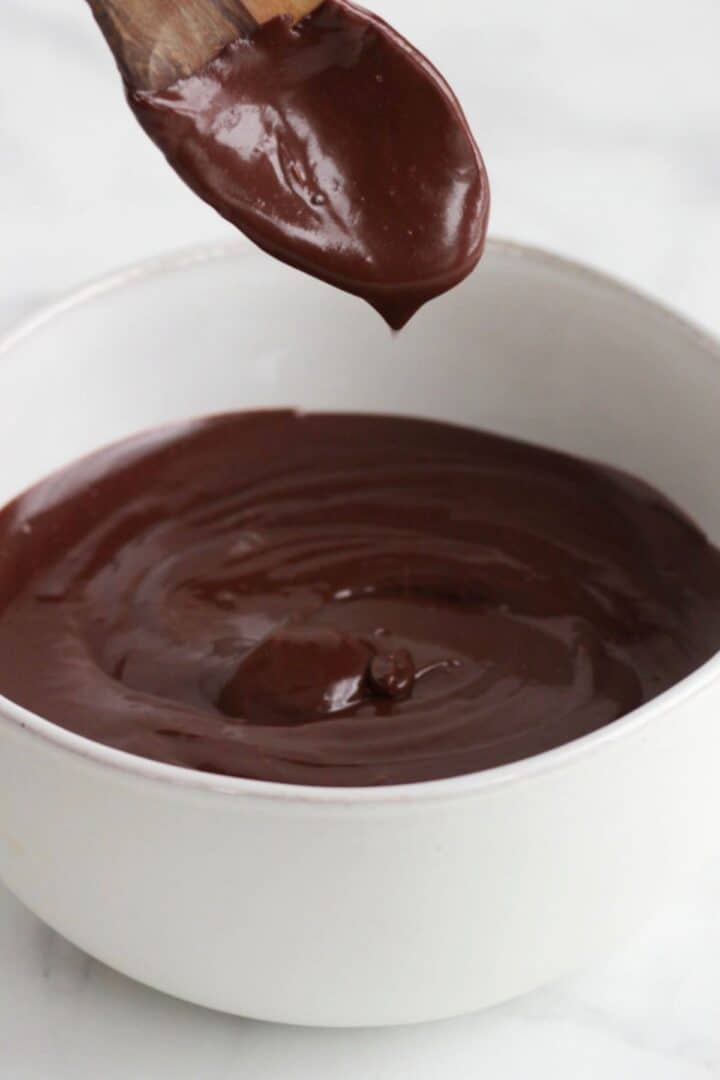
[0,411,719,787]
[128,0,489,329]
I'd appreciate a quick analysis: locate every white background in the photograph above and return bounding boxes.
[2,0,720,1075]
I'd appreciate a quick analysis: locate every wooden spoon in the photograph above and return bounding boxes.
[86,0,324,91]
[85,0,489,329]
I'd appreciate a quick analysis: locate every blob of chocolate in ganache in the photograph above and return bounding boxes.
[128,0,489,329]
[0,411,719,787]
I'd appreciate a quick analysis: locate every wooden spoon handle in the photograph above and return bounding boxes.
[87,0,323,92]
[243,0,324,21]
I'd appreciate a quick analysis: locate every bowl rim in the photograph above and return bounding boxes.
[1,236,720,806]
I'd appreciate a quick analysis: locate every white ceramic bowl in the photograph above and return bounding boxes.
[0,240,719,1027]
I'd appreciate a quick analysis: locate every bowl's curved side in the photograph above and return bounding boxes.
[1,674,718,1025]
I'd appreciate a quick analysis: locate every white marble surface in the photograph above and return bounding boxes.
[1,0,720,1075]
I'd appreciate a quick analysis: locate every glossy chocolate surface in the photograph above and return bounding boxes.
[129,0,489,328]
[0,411,719,786]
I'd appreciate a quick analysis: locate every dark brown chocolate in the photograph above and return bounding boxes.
[0,411,719,787]
[128,0,489,328]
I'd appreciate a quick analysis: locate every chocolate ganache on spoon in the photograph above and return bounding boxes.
[88,0,489,328]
